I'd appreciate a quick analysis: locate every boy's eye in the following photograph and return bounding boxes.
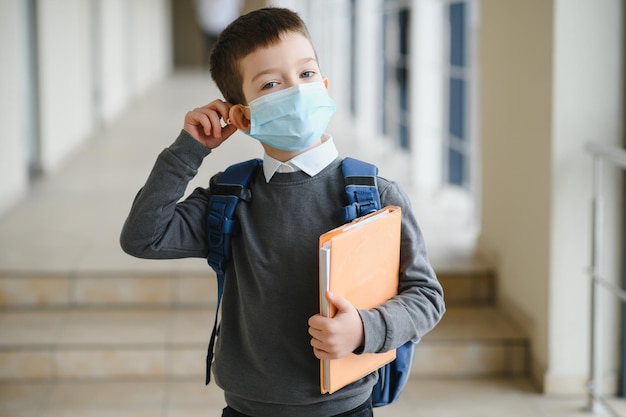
[262,81,278,90]
[301,71,315,79]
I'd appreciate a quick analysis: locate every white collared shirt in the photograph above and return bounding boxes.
[262,134,339,182]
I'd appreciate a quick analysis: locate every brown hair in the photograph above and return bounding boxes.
[209,7,315,105]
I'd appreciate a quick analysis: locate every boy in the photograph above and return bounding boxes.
[120,7,444,417]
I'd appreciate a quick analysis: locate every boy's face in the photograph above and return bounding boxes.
[240,31,325,104]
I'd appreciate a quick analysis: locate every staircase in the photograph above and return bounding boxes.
[417,259,528,377]
[0,258,528,381]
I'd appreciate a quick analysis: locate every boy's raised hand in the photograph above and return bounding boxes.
[184,99,238,149]
[308,292,365,360]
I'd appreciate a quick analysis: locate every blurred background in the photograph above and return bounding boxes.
[0,0,625,416]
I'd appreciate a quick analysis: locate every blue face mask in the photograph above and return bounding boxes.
[244,82,336,152]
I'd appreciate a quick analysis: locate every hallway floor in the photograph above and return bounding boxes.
[3,377,621,417]
[0,71,624,416]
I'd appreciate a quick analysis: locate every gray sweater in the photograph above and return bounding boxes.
[120,131,445,417]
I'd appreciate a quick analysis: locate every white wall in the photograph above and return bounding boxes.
[0,0,29,216]
[478,0,624,394]
[0,0,172,218]
[548,0,624,394]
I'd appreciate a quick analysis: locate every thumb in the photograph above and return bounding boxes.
[326,291,354,314]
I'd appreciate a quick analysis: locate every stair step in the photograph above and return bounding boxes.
[0,271,217,309]
[0,305,527,381]
[433,256,495,305]
[414,306,527,377]
[0,262,493,309]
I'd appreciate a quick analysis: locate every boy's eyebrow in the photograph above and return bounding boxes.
[251,57,318,83]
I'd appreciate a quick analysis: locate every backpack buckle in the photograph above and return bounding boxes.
[341,200,379,222]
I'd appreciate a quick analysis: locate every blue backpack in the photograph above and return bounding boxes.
[204,157,418,407]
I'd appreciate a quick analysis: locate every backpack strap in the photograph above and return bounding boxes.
[205,158,261,385]
[341,157,382,222]
[341,158,419,407]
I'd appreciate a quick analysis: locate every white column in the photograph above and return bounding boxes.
[0,0,29,216]
[353,0,383,138]
[410,0,445,189]
[37,0,94,172]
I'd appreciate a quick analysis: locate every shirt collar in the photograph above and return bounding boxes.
[262,134,339,182]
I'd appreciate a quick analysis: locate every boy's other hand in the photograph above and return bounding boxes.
[184,99,238,149]
[308,292,365,360]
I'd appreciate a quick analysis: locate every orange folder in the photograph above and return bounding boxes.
[319,206,402,394]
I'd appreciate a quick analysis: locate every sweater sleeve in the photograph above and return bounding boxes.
[120,130,213,259]
[357,179,445,353]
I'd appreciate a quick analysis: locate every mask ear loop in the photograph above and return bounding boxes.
[225,105,248,127]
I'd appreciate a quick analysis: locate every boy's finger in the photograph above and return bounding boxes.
[186,108,210,125]
[197,112,214,137]
[326,291,353,314]
[207,111,223,138]
[308,313,331,330]
[205,100,233,124]
[217,100,234,122]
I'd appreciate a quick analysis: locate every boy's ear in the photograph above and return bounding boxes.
[323,77,329,90]
[228,104,251,131]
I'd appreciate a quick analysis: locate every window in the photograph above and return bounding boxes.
[445,1,471,188]
[382,0,411,150]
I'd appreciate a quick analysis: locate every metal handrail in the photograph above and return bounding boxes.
[586,141,626,417]
[586,142,626,168]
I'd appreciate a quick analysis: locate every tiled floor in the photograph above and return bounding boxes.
[1,71,625,416]
[1,377,625,417]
